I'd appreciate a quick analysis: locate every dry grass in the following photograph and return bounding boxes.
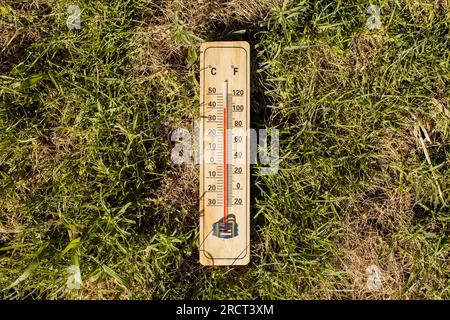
[0,1,54,73]
[0,0,448,300]
[337,121,448,299]
[133,0,279,74]
[340,186,415,299]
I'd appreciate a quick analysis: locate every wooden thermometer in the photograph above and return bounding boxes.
[199,41,250,266]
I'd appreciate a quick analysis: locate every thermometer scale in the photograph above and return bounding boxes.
[199,41,250,266]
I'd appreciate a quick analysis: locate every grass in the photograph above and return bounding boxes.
[0,0,449,299]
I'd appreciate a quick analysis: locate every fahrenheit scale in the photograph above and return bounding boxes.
[199,41,250,266]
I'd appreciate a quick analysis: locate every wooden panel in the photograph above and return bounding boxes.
[199,41,250,266]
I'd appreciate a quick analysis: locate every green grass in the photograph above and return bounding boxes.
[0,0,449,299]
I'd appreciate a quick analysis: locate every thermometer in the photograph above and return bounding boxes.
[199,41,250,266]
